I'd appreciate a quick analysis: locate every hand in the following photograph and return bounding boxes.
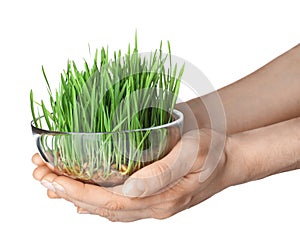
[32,129,232,222]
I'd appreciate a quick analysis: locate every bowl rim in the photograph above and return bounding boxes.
[31,109,183,135]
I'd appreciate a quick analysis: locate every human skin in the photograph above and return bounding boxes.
[177,44,300,134]
[32,44,300,222]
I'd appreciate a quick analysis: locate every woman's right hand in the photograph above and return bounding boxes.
[32,128,234,221]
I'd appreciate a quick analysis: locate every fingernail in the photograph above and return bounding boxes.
[123,179,145,197]
[78,209,90,214]
[52,182,65,193]
[41,180,55,192]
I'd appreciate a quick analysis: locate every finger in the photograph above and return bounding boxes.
[122,131,201,197]
[32,153,45,166]
[38,174,126,208]
[92,207,153,222]
[33,165,52,181]
[40,171,200,222]
[42,175,166,212]
[39,168,194,213]
[31,153,56,171]
[47,189,60,199]
[49,176,136,210]
[77,207,90,214]
[75,199,183,222]
[72,197,157,222]
[74,175,200,222]
[75,202,152,222]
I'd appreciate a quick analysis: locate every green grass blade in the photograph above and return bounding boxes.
[30,90,38,127]
[42,66,52,96]
[41,100,52,130]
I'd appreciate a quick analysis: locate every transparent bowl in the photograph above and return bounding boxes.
[31,110,183,186]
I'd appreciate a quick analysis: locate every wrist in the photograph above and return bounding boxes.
[223,135,251,187]
[224,118,300,187]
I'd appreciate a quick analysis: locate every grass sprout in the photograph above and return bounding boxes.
[30,34,184,185]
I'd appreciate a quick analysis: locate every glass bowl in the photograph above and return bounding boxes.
[31,109,183,186]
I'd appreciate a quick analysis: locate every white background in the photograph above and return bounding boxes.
[1,0,300,247]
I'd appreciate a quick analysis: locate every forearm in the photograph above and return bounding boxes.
[180,44,300,134]
[226,117,300,186]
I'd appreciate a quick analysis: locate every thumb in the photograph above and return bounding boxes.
[122,131,201,197]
